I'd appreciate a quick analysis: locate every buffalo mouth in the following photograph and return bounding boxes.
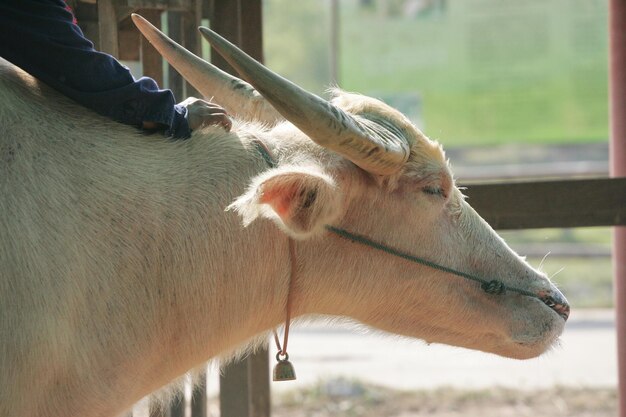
[539,289,570,321]
[539,296,570,321]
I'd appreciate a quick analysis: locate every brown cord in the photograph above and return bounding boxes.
[250,140,296,358]
[273,238,297,357]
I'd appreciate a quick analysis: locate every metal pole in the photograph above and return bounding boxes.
[609,1,626,416]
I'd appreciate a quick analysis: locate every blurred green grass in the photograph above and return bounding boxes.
[338,0,608,146]
[264,0,609,147]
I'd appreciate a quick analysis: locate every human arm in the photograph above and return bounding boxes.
[0,0,229,138]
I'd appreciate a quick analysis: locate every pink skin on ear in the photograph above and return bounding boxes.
[260,187,297,217]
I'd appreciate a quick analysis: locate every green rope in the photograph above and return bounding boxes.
[252,141,277,168]
[249,140,540,301]
[325,225,540,300]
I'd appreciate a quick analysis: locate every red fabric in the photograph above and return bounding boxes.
[63,2,77,25]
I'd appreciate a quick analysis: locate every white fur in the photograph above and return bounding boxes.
[0,59,565,417]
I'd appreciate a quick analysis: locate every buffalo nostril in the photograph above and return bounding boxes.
[556,303,571,321]
[542,285,570,321]
[542,296,570,321]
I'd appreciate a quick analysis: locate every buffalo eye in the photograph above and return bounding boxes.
[422,186,445,197]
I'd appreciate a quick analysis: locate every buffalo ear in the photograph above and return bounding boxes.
[228,166,342,238]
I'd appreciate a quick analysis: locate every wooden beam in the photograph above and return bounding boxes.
[462,177,626,230]
[116,6,135,24]
[219,349,270,417]
[97,0,119,56]
[240,0,263,62]
[209,0,242,74]
[166,11,185,99]
[139,10,163,86]
[190,370,207,417]
[73,1,98,22]
[73,1,99,44]
[79,21,101,48]
[147,398,183,417]
[247,349,271,417]
[220,359,250,417]
[168,397,184,417]
[148,402,165,417]
[118,28,140,61]
[210,3,270,417]
[182,3,202,98]
[125,0,192,10]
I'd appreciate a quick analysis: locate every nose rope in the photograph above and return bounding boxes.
[251,140,541,301]
[251,139,567,377]
[325,225,541,300]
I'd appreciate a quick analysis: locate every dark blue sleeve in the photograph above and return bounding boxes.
[0,0,191,139]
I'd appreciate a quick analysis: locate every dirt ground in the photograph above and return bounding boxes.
[271,380,617,417]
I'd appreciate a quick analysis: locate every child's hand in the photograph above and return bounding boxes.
[181,97,232,132]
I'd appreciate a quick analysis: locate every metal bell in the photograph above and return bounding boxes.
[273,353,296,381]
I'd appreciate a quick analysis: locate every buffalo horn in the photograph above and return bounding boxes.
[198,27,410,175]
[130,14,282,125]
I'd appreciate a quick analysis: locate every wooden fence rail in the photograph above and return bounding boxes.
[463,177,626,230]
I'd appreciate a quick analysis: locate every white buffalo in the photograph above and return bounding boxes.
[0,14,569,417]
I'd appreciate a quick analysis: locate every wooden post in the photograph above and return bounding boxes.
[190,370,207,417]
[148,402,165,417]
[166,11,185,99]
[97,0,119,56]
[168,397,185,417]
[209,0,242,74]
[139,10,164,86]
[247,349,271,417]
[147,397,184,417]
[609,0,626,416]
[219,349,270,417]
[148,402,161,417]
[219,360,249,417]
[210,2,270,416]
[240,0,264,63]
[182,1,202,98]
[118,27,141,61]
[165,7,202,100]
